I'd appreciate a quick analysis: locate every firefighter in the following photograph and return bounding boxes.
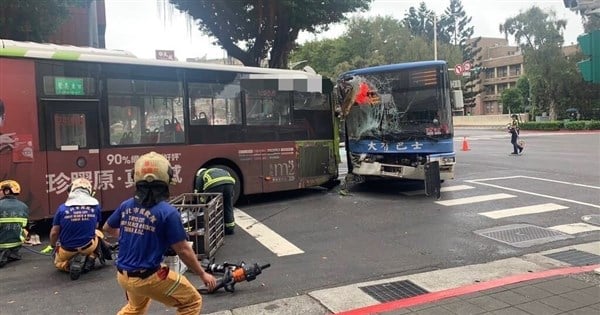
[103,151,216,314]
[0,180,29,268]
[194,167,236,235]
[49,178,105,280]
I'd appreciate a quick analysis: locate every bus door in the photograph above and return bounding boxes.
[42,100,102,214]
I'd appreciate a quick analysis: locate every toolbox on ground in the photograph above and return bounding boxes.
[169,193,224,260]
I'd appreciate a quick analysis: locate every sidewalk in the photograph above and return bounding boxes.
[340,266,600,315]
[206,242,600,315]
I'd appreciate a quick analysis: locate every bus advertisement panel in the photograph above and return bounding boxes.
[0,39,339,220]
[337,61,455,184]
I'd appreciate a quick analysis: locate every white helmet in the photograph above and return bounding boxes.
[134,151,174,184]
[70,178,93,194]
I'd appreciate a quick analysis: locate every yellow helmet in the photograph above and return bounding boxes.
[0,179,21,195]
[70,178,93,194]
[134,151,174,184]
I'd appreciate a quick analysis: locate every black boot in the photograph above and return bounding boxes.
[69,254,86,280]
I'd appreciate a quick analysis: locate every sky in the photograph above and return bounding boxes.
[104,0,585,61]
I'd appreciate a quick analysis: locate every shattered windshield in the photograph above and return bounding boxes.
[342,67,451,142]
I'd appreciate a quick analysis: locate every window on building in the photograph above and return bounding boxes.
[485,68,495,79]
[497,67,508,77]
[484,85,494,94]
[509,65,521,76]
[497,83,508,93]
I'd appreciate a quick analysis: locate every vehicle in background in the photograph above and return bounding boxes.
[336,61,455,189]
[0,39,339,220]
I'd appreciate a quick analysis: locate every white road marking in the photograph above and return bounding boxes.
[471,175,600,190]
[401,185,475,196]
[234,208,304,257]
[435,193,516,206]
[549,223,600,235]
[465,179,600,209]
[479,203,569,219]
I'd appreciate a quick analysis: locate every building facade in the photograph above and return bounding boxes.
[48,0,106,48]
[468,37,578,115]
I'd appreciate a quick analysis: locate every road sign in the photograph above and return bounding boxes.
[463,61,472,72]
[454,64,464,75]
[156,50,176,61]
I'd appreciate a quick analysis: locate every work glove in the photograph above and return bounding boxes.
[41,245,54,254]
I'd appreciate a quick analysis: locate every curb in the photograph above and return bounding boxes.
[335,264,600,315]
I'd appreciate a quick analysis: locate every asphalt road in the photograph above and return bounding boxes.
[1,128,599,314]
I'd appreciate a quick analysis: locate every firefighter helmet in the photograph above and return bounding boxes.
[134,151,174,184]
[70,178,93,194]
[0,179,21,195]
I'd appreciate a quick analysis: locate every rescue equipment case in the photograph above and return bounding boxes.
[169,193,224,259]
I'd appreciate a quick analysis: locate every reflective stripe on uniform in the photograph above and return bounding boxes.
[165,273,181,296]
[0,241,23,249]
[202,170,235,191]
[0,218,27,226]
[225,222,236,228]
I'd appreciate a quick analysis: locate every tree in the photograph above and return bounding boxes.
[402,2,437,42]
[168,0,371,68]
[500,6,567,120]
[0,0,92,42]
[500,88,523,114]
[439,0,473,47]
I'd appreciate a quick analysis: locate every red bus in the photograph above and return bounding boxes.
[0,39,340,220]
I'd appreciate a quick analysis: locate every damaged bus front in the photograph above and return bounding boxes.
[337,61,455,183]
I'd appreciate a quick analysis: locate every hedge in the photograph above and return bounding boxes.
[520,120,600,130]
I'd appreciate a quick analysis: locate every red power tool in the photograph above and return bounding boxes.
[197,259,271,294]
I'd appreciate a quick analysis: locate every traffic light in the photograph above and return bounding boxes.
[577,30,600,83]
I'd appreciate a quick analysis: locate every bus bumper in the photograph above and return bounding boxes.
[352,160,455,181]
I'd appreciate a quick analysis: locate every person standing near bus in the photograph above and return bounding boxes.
[0,180,29,268]
[103,151,216,315]
[49,178,106,280]
[194,167,236,235]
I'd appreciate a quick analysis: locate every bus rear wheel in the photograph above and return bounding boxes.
[210,164,242,205]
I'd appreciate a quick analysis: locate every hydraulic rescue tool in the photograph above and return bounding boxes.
[197,259,271,294]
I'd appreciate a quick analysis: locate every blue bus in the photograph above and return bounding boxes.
[337,61,455,188]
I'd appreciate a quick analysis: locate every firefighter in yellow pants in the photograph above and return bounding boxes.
[103,152,216,314]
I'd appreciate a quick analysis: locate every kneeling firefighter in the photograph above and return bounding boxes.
[194,167,236,235]
[48,178,112,280]
[0,180,30,268]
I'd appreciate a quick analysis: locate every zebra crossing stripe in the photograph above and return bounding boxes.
[548,223,600,235]
[435,193,516,206]
[401,185,474,196]
[234,208,305,257]
[479,203,569,219]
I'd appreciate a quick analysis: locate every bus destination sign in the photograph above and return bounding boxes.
[55,77,85,95]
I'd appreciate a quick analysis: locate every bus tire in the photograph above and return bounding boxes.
[211,164,242,205]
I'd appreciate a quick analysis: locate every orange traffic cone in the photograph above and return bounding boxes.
[461,137,470,151]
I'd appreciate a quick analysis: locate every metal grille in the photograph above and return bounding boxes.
[474,224,573,248]
[545,249,600,266]
[299,144,330,177]
[360,280,429,303]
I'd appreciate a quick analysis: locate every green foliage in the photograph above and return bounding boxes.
[585,120,600,130]
[291,15,463,79]
[519,121,561,130]
[0,0,91,42]
[500,6,567,120]
[564,121,586,130]
[168,0,371,68]
[500,88,523,114]
[439,0,474,47]
[402,2,436,42]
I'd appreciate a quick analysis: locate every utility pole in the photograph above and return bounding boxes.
[433,13,438,60]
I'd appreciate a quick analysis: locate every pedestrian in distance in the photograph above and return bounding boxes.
[194,167,236,235]
[48,178,110,280]
[0,180,30,268]
[103,151,216,315]
[508,114,524,155]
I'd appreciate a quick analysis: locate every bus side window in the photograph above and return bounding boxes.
[189,82,242,126]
